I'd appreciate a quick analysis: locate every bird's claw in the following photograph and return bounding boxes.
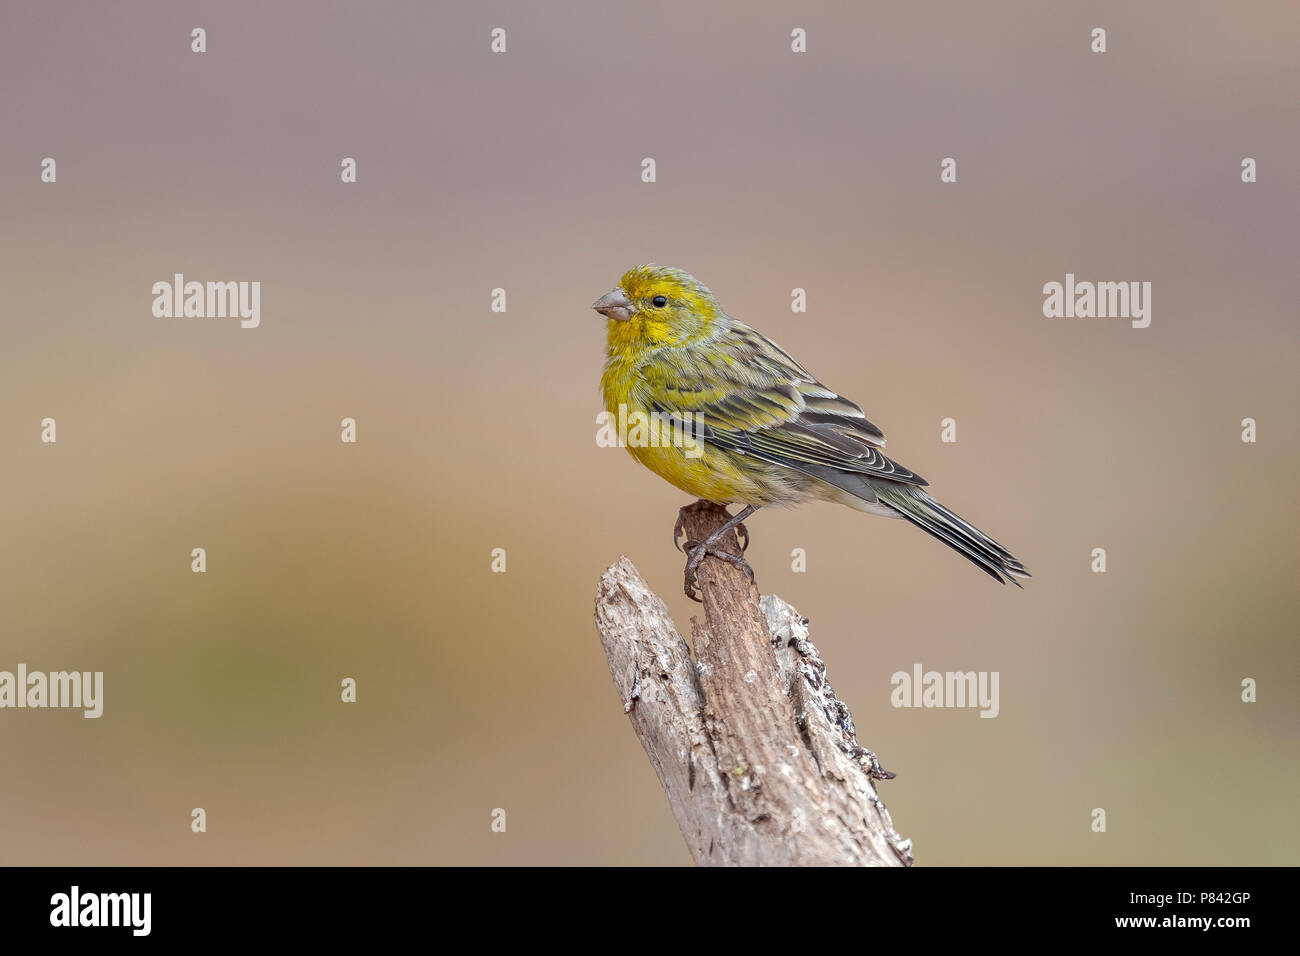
[675,500,757,601]
[683,541,755,602]
[674,499,728,553]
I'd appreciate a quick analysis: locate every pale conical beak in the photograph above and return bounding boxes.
[592,289,633,321]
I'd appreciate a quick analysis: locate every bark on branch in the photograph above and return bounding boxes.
[594,506,913,867]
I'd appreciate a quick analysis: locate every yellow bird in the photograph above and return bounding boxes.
[594,264,1030,600]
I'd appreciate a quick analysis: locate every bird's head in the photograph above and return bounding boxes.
[592,265,724,345]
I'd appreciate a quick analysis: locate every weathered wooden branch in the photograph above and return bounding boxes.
[594,506,913,867]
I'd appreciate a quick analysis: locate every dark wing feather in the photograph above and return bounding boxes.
[641,320,927,487]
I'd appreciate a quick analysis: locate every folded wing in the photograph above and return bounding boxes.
[638,320,928,490]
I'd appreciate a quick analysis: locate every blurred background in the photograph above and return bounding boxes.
[1,1,1296,865]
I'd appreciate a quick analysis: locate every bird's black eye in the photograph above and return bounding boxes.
[652,295,668,308]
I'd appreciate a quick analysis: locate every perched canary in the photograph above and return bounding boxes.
[594,264,1030,599]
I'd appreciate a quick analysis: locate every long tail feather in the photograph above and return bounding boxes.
[872,484,1031,586]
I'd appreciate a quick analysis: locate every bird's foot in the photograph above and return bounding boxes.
[675,501,759,601]
[674,499,731,553]
[682,538,755,602]
[673,499,749,554]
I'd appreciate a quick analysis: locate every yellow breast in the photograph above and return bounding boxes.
[602,336,767,505]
